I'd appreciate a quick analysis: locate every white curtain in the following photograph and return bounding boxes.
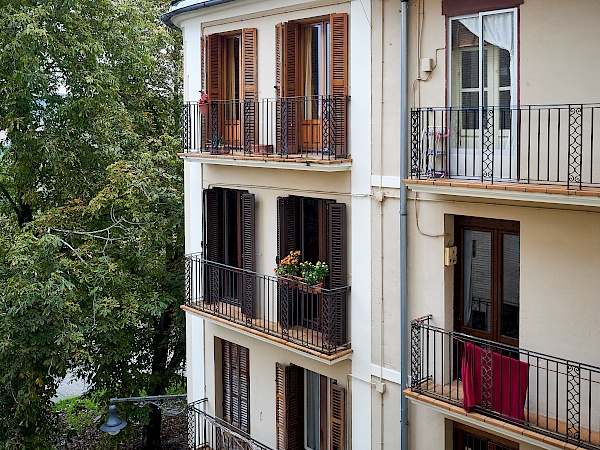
[459,11,514,57]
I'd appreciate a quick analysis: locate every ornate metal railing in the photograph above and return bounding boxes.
[410,104,600,189]
[188,399,274,450]
[181,96,349,159]
[411,316,600,449]
[184,254,350,356]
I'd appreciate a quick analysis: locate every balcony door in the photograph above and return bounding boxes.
[300,21,330,151]
[448,10,517,179]
[277,196,346,333]
[454,216,520,347]
[275,14,347,155]
[454,423,518,450]
[204,188,255,315]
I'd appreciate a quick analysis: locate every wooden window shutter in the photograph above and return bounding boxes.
[222,340,233,423]
[330,384,346,450]
[329,13,348,154]
[239,345,250,433]
[282,22,299,98]
[207,34,223,101]
[275,363,287,450]
[241,192,255,318]
[223,341,250,432]
[327,202,347,345]
[276,21,299,154]
[327,202,347,288]
[204,188,222,304]
[277,196,300,261]
[242,28,258,100]
[275,364,304,450]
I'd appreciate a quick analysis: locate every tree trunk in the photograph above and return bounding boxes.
[141,404,163,449]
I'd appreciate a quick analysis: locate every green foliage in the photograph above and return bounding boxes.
[0,0,184,448]
[299,261,329,286]
[53,392,105,435]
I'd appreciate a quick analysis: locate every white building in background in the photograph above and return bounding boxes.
[162,0,600,449]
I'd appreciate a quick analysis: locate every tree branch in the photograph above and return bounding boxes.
[0,182,19,219]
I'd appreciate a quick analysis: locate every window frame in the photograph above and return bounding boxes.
[448,8,518,132]
[454,215,520,347]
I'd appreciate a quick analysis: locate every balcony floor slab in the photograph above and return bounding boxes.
[182,304,352,364]
[179,151,352,172]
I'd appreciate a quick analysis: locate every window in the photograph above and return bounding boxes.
[204,188,255,310]
[454,216,520,346]
[275,363,346,450]
[221,340,250,433]
[450,10,516,126]
[453,422,518,450]
[275,14,347,154]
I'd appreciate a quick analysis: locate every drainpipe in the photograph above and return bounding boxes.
[399,1,409,450]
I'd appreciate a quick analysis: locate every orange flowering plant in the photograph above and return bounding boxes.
[275,250,301,277]
[275,251,329,286]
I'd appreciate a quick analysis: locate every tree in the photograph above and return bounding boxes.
[0,0,184,448]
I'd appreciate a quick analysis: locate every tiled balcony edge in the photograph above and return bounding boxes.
[179,152,352,171]
[404,179,600,207]
[404,389,581,450]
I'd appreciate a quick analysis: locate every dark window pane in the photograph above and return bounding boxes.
[463,230,492,332]
[499,48,511,87]
[461,50,479,89]
[501,234,520,339]
[461,92,479,129]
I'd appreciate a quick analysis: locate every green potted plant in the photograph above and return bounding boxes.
[275,251,329,293]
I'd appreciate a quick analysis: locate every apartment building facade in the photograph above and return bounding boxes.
[163,0,600,449]
[402,0,600,449]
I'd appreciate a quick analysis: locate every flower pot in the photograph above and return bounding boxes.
[277,275,322,294]
[198,103,209,115]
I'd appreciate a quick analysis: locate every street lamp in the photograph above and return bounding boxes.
[100,394,187,436]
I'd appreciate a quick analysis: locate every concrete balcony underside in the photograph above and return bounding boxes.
[404,387,593,450]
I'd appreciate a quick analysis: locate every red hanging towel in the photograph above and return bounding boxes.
[462,342,529,421]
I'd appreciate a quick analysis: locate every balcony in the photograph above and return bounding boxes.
[406,316,600,449]
[180,97,351,170]
[187,399,274,450]
[184,255,351,361]
[408,104,600,204]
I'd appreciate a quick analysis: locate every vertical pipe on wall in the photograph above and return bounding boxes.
[399,1,409,450]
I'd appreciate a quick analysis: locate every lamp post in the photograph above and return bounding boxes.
[100,394,187,436]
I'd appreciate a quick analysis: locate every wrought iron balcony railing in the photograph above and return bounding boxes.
[410,104,600,189]
[184,254,351,356]
[181,96,349,159]
[188,399,274,450]
[410,316,600,449]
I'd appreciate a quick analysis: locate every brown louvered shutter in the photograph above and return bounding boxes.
[329,13,348,155]
[279,22,299,154]
[242,28,258,151]
[204,189,222,303]
[241,193,255,318]
[327,202,347,288]
[222,340,232,423]
[275,363,287,450]
[286,365,304,450]
[239,345,250,433]
[330,384,346,450]
[277,196,300,328]
[207,34,223,101]
[327,202,347,345]
[277,196,299,261]
[242,28,258,100]
[223,341,250,432]
[275,364,303,450]
[275,23,283,152]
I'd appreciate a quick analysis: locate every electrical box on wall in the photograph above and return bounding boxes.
[444,246,457,266]
[421,57,434,73]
